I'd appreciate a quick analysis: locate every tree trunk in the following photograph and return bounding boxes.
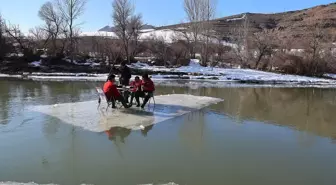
[69,0,74,63]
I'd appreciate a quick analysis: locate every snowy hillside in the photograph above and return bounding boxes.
[81,29,179,43]
[80,27,225,44]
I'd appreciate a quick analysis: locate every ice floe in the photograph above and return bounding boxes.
[27,94,222,132]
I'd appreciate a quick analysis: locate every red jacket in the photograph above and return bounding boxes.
[142,79,155,92]
[130,80,142,92]
[103,80,121,100]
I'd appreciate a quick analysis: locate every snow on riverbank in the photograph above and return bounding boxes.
[130,60,336,85]
[1,60,336,87]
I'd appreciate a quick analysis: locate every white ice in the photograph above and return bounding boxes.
[131,60,336,84]
[29,60,42,67]
[2,59,336,86]
[27,94,222,132]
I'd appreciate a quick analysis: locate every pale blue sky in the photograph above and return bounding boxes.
[0,0,334,33]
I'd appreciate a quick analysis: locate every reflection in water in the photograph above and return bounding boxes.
[157,86,336,141]
[141,125,154,137]
[1,81,336,185]
[104,125,155,158]
[105,125,155,143]
[106,127,132,143]
[179,111,206,152]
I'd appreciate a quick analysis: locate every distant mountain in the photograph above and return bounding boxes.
[98,26,114,32]
[98,24,156,32]
[96,3,335,47]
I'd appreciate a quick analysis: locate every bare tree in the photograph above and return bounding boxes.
[107,44,123,66]
[112,0,143,63]
[305,24,327,75]
[28,26,51,50]
[0,15,11,60]
[129,15,144,59]
[183,0,204,58]
[39,1,64,55]
[4,23,26,51]
[200,0,216,66]
[57,0,86,61]
[103,37,123,65]
[0,15,12,62]
[252,30,275,69]
[170,40,192,66]
[148,35,170,66]
[173,26,194,58]
[183,0,217,65]
[230,14,251,67]
[184,0,204,58]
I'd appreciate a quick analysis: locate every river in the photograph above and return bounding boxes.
[0,80,336,185]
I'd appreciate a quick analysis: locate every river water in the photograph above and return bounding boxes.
[0,80,336,185]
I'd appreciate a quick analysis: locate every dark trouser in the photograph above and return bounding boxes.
[119,78,130,103]
[134,91,153,108]
[130,91,142,106]
[111,96,132,108]
[120,78,130,86]
[123,91,130,103]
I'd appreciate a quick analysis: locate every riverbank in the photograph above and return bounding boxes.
[1,60,336,88]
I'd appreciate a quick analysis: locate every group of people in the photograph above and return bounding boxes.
[102,62,155,109]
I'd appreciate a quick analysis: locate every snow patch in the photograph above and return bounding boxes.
[130,61,150,68]
[0,74,23,78]
[81,31,117,37]
[130,61,336,84]
[27,94,222,132]
[40,54,48,58]
[324,73,336,79]
[81,29,182,43]
[29,60,42,67]
[64,58,101,67]
[227,14,246,22]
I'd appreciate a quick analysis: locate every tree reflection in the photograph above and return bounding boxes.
[207,87,336,140]
[179,111,206,152]
[0,81,10,125]
[156,86,336,140]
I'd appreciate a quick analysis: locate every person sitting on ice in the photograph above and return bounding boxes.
[103,74,131,109]
[129,76,142,107]
[135,74,155,109]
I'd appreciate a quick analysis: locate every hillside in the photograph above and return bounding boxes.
[156,2,336,47]
[98,24,156,32]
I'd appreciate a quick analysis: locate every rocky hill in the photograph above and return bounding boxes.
[158,2,336,47]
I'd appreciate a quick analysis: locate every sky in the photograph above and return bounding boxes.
[0,0,334,33]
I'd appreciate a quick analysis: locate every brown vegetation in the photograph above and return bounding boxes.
[0,1,335,76]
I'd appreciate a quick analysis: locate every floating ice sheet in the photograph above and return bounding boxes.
[28,94,222,132]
